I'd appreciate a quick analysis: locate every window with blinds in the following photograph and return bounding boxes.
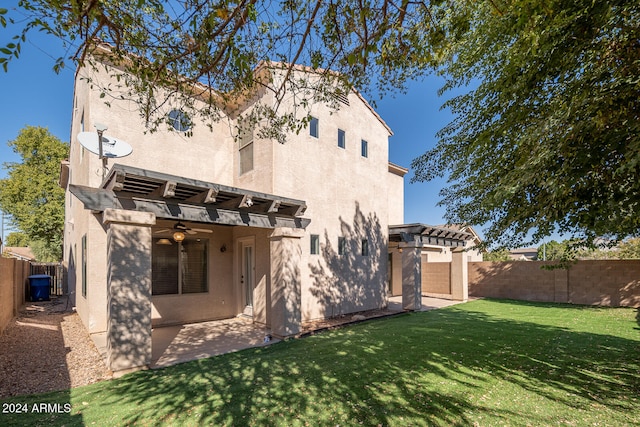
[181,240,208,293]
[152,238,207,295]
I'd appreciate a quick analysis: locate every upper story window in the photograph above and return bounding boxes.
[310,234,320,255]
[310,117,319,138]
[239,118,254,174]
[361,140,368,158]
[338,237,346,255]
[361,239,369,256]
[338,129,346,149]
[168,109,192,132]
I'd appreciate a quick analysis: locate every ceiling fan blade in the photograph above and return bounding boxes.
[191,228,213,233]
[154,229,171,234]
[186,229,197,235]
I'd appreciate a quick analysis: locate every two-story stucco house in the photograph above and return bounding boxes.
[60,45,475,374]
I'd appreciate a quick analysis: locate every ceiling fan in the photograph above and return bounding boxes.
[154,221,213,235]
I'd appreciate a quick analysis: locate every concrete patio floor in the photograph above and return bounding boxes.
[91,296,468,371]
[151,316,276,368]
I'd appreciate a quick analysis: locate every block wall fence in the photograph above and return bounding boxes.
[0,257,29,334]
[469,260,640,308]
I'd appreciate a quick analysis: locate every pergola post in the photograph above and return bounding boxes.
[401,240,422,311]
[269,227,304,338]
[451,248,469,301]
[103,208,155,375]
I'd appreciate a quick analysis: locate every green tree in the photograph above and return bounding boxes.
[483,248,511,262]
[5,231,29,247]
[0,1,459,142]
[536,240,577,262]
[412,0,640,248]
[617,238,640,260]
[0,126,68,261]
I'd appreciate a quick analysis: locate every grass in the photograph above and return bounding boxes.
[1,299,639,426]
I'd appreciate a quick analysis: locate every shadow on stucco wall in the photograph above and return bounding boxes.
[106,222,153,372]
[270,228,302,336]
[307,202,386,319]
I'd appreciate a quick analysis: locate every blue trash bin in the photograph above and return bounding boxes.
[29,274,51,302]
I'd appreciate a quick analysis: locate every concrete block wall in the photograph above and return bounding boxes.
[0,258,29,334]
[568,260,640,307]
[422,261,451,295]
[469,261,559,302]
[469,260,640,308]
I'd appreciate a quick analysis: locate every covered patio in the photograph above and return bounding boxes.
[151,317,277,368]
[389,224,475,310]
[70,164,311,374]
[89,296,466,370]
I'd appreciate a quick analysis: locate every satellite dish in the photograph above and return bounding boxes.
[77,132,133,158]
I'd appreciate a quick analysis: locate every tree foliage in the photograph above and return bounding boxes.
[1,1,460,142]
[616,237,640,260]
[483,248,511,262]
[576,237,640,260]
[536,240,577,262]
[0,126,68,261]
[5,231,29,247]
[412,0,640,248]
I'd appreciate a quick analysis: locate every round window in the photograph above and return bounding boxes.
[168,109,192,132]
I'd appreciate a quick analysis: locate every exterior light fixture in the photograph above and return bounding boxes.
[156,238,172,245]
[173,231,186,242]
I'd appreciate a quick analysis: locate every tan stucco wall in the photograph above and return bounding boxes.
[419,244,482,264]
[387,171,404,225]
[69,211,109,334]
[104,209,154,371]
[71,66,237,190]
[270,89,392,320]
[65,63,404,330]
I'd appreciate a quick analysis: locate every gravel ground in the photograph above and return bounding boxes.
[0,296,112,399]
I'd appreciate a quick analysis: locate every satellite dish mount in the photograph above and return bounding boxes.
[95,122,108,176]
[77,122,133,179]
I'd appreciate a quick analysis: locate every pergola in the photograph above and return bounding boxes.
[69,164,310,229]
[65,164,310,372]
[389,223,475,310]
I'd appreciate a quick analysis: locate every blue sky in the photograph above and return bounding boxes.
[0,4,463,238]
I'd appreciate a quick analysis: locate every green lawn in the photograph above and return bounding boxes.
[2,299,639,426]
